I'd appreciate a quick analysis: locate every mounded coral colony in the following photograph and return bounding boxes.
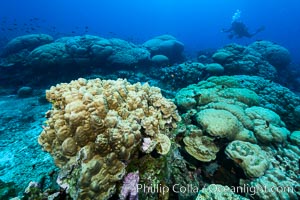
[38,78,180,199]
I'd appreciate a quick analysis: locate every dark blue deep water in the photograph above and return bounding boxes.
[0,1,299,200]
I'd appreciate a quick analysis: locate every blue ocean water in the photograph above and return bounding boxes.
[0,0,299,62]
[0,1,299,200]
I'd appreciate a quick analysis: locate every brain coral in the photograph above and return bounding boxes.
[38,78,180,200]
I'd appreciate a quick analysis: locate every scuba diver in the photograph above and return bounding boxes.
[222,10,265,39]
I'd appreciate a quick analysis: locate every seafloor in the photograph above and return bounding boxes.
[0,34,299,200]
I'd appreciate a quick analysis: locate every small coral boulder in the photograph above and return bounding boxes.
[225,140,269,178]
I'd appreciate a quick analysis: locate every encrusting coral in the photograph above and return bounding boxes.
[38,78,180,200]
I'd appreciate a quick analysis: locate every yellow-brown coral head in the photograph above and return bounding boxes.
[38,78,180,200]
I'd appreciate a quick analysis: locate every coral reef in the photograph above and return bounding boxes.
[126,153,170,200]
[248,40,291,69]
[186,75,300,131]
[143,35,184,63]
[175,76,290,145]
[174,75,299,199]
[1,32,299,200]
[204,63,224,75]
[290,131,300,146]
[148,62,223,91]
[167,147,202,200]
[212,43,277,80]
[241,169,298,200]
[0,34,53,67]
[225,141,269,178]
[211,41,292,86]
[27,42,72,69]
[245,106,289,143]
[38,78,180,199]
[28,35,150,69]
[151,62,206,90]
[183,134,219,162]
[1,34,53,57]
[196,109,245,140]
[262,143,299,183]
[151,54,169,66]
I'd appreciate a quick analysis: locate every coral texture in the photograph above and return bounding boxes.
[178,75,300,131]
[225,141,269,178]
[290,131,300,146]
[174,75,299,199]
[149,62,207,90]
[212,41,291,80]
[248,40,291,69]
[262,143,300,184]
[183,134,219,162]
[212,43,277,80]
[241,169,298,200]
[119,171,139,200]
[175,75,290,164]
[27,35,150,69]
[38,78,180,199]
[175,76,289,144]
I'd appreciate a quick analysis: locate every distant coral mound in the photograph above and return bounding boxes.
[1,34,53,57]
[212,43,277,80]
[27,35,150,69]
[212,40,291,80]
[248,40,291,69]
[0,34,53,67]
[143,34,184,63]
